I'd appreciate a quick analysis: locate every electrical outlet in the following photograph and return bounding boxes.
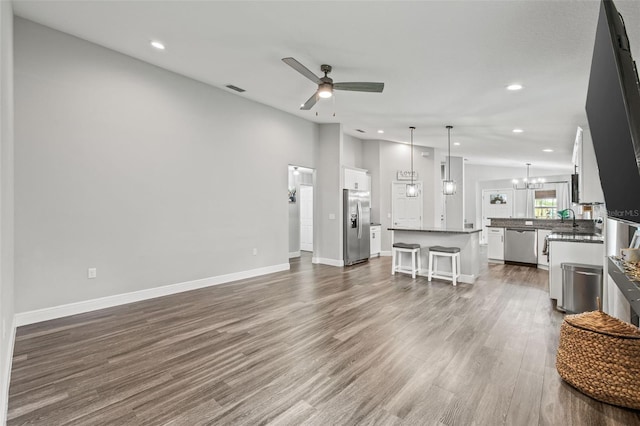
[252,248,258,256]
[88,268,97,279]
[525,221,533,226]
[329,213,336,220]
[387,213,391,218]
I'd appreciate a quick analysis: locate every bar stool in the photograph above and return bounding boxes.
[392,243,421,279]
[428,246,461,286]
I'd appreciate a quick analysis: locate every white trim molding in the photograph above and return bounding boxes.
[312,257,344,267]
[1,318,15,426]
[380,250,393,257]
[288,251,301,259]
[14,263,290,326]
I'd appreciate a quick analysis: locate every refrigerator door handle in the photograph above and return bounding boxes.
[357,201,362,239]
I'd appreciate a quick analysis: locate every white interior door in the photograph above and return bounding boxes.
[392,181,423,228]
[299,184,313,252]
[481,189,514,244]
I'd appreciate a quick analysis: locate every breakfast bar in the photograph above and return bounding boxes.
[388,227,482,283]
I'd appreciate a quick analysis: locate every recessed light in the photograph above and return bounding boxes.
[543,148,554,152]
[454,142,461,146]
[150,40,165,50]
[513,128,524,133]
[507,83,523,91]
[377,130,384,134]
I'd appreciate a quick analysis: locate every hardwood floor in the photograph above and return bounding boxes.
[8,254,640,425]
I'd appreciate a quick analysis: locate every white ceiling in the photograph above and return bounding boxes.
[12,0,640,171]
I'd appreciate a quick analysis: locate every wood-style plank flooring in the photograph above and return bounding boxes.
[8,253,640,425]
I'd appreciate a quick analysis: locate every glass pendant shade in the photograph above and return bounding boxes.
[443,125,456,195]
[406,183,418,197]
[443,180,456,195]
[406,126,418,197]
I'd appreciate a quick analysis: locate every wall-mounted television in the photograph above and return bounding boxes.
[586,0,640,224]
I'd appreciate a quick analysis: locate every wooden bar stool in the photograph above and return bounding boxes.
[428,246,461,286]
[392,243,421,279]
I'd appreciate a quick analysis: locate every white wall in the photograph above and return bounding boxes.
[14,18,320,313]
[0,2,14,422]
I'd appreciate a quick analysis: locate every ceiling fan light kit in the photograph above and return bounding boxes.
[282,57,384,110]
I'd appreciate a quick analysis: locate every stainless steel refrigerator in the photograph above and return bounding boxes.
[343,189,371,265]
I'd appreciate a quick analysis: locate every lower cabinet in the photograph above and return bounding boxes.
[487,227,505,261]
[370,225,381,257]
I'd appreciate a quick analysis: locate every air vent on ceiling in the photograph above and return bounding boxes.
[355,129,366,133]
[225,84,246,93]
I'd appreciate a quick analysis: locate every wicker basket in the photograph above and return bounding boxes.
[556,309,640,409]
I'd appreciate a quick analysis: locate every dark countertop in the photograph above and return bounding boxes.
[370,223,382,226]
[388,227,482,234]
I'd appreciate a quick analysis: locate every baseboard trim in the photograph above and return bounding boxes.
[288,251,301,258]
[14,263,290,326]
[380,251,392,257]
[1,317,16,425]
[311,257,344,267]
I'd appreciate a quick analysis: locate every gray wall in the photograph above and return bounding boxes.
[444,156,464,228]
[314,124,342,263]
[342,134,363,169]
[362,141,381,224]
[0,1,14,421]
[14,19,319,313]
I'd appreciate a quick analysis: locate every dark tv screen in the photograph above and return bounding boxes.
[586,0,640,224]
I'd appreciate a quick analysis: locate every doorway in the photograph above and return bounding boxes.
[299,184,313,252]
[288,165,314,262]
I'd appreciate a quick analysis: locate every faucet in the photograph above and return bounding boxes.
[560,208,578,229]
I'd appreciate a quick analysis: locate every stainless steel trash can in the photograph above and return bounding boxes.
[561,263,603,314]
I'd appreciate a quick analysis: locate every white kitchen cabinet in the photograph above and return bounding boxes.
[344,167,369,191]
[572,127,605,204]
[537,229,550,268]
[487,227,504,262]
[549,241,604,309]
[370,225,381,257]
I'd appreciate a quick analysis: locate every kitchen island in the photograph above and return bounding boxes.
[388,227,482,284]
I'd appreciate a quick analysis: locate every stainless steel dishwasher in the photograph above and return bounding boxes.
[505,228,538,265]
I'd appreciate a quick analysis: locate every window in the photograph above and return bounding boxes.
[534,189,557,219]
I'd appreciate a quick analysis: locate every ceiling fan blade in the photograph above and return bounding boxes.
[333,82,384,93]
[300,92,319,110]
[282,57,321,84]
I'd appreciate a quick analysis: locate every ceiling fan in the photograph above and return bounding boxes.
[282,57,384,110]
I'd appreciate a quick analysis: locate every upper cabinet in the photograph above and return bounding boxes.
[572,127,605,204]
[344,167,369,191]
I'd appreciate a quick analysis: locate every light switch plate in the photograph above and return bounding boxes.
[525,221,533,226]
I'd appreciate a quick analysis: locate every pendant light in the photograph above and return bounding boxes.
[443,125,456,195]
[512,163,544,190]
[406,126,418,197]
